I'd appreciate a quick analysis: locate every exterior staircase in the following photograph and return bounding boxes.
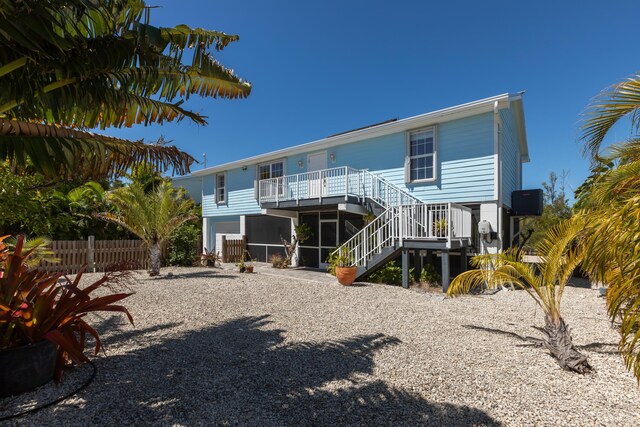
[331,171,472,280]
[258,165,472,280]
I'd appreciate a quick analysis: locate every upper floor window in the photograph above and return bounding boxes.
[406,127,436,182]
[259,161,284,180]
[216,173,226,204]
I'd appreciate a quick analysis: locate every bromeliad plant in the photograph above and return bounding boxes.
[447,219,592,374]
[0,236,133,381]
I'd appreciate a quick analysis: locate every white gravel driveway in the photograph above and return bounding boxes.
[2,267,639,426]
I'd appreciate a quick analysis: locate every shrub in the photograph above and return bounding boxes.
[367,261,414,286]
[168,222,200,266]
[420,263,441,287]
[0,236,133,381]
[270,252,285,268]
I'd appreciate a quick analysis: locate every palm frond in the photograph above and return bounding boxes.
[0,120,194,179]
[580,74,640,158]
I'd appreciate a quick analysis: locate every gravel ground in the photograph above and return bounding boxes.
[2,266,639,426]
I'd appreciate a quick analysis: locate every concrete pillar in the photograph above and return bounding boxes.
[413,250,422,282]
[480,202,500,254]
[202,217,210,252]
[441,250,450,293]
[402,249,410,289]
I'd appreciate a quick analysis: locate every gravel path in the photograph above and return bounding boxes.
[2,266,639,426]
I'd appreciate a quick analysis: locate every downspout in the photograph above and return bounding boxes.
[494,101,503,252]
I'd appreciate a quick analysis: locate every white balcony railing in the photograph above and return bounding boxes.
[258,166,421,208]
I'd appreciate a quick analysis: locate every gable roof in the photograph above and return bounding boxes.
[187,92,528,177]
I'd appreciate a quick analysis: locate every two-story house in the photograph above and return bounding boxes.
[175,93,529,290]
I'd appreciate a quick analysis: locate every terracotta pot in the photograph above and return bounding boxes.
[245,265,254,273]
[336,266,357,286]
[0,340,58,397]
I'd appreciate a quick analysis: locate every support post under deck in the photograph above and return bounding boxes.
[441,250,450,293]
[460,247,468,273]
[402,249,410,289]
[413,250,422,282]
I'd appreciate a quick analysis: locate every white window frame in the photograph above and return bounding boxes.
[405,126,437,183]
[215,172,227,205]
[258,159,286,181]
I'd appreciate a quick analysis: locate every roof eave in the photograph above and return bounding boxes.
[189,93,517,177]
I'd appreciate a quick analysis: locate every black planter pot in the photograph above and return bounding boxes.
[0,340,58,397]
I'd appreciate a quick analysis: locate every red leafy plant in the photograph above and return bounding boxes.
[0,236,134,381]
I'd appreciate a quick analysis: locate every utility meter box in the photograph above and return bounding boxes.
[478,220,492,235]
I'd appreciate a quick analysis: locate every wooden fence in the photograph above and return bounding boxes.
[221,236,246,263]
[39,236,201,274]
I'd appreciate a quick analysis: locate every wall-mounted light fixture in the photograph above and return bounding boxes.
[298,160,304,168]
[329,153,336,163]
[241,166,248,171]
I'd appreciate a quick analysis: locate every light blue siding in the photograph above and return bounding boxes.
[199,112,498,216]
[202,167,261,217]
[330,113,495,203]
[500,108,521,208]
[172,176,202,204]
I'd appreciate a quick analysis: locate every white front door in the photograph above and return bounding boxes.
[307,151,327,197]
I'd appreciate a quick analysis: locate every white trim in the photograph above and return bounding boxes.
[215,172,227,204]
[188,93,523,177]
[202,217,210,252]
[493,102,500,201]
[258,158,287,178]
[405,126,437,184]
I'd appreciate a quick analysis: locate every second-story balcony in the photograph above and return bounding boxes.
[258,166,421,209]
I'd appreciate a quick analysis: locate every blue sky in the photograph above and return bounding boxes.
[109,0,639,198]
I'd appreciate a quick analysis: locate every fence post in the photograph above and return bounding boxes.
[221,236,227,263]
[88,235,95,272]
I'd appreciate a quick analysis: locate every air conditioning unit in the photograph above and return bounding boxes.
[511,189,543,217]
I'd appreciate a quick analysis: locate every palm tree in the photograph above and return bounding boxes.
[447,220,592,373]
[578,74,640,382]
[99,181,197,275]
[0,0,251,179]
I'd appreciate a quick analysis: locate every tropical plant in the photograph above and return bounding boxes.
[575,73,640,381]
[0,236,133,381]
[4,236,60,268]
[433,218,449,237]
[167,222,200,266]
[270,253,285,269]
[419,263,441,287]
[198,248,221,268]
[99,181,197,275]
[279,223,313,267]
[327,248,355,274]
[521,171,572,251]
[447,220,592,373]
[0,0,251,180]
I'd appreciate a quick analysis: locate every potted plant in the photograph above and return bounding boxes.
[330,248,357,286]
[198,247,221,267]
[243,251,255,273]
[433,218,449,237]
[0,236,133,397]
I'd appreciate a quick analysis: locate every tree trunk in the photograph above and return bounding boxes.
[149,242,161,276]
[543,315,592,373]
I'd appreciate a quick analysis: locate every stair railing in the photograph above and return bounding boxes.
[333,202,472,269]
